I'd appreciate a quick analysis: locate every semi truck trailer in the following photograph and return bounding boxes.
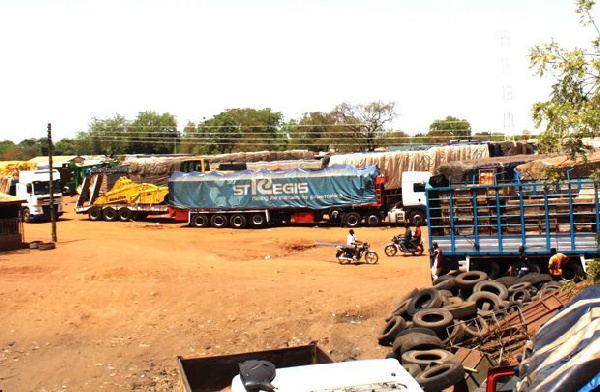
[426,170,599,279]
[167,164,430,228]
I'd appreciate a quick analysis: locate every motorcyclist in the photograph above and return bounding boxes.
[410,223,422,249]
[346,229,360,259]
[402,222,412,251]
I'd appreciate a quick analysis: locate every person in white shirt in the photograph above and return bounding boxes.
[346,229,359,259]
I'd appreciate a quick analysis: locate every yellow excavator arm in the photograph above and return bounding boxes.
[93,176,169,206]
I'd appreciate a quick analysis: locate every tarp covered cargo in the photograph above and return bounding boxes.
[168,164,379,210]
[327,144,490,190]
[437,154,541,184]
[127,151,317,186]
[516,151,600,180]
[517,285,600,392]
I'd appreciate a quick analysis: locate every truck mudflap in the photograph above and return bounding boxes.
[177,344,332,392]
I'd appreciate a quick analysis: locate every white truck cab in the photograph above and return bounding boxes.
[388,171,431,226]
[13,170,63,223]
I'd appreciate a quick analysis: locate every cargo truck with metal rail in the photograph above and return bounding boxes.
[425,170,599,280]
[167,164,430,228]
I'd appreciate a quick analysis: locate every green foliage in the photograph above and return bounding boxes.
[586,259,600,284]
[198,108,285,154]
[128,111,179,155]
[530,1,600,160]
[378,129,411,147]
[285,112,337,152]
[472,132,505,142]
[54,139,79,155]
[332,101,396,152]
[87,114,129,156]
[427,116,471,143]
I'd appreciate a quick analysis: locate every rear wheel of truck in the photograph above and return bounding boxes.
[230,214,247,229]
[118,207,132,222]
[22,208,31,223]
[409,210,425,226]
[88,206,102,221]
[102,207,118,222]
[343,212,361,227]
[191,214,209,228]
[210,214,228,228]
[250,213,266,228]
[365,212,381,227]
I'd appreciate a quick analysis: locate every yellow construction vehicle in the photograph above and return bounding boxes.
[92,177,168,206]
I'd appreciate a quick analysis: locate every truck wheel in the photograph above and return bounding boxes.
[230,214,247,229]
[365,213,381,227]
[343,212,361,227]
[88,206,102,221]
[102,207,118,222]
[22,208,31,223]
[328,208,342,223]
[250,213,266,228]
[210,214,228,228]
[191,214,209,228]
[118,207,132,222]
[409,210,425,226]
[384,244,398,257]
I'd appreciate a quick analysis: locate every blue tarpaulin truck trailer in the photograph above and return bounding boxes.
[168,164,394,228]
[426,175,600,279]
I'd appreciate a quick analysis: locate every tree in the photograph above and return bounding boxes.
[472,132,505,142]
[530,0,600,159]
[128,111,179,154]
[54,139,79,155]
[179,121,199,154]
[198,108,285,154]
[284,112,338,152]
[85,115,130,156]
[427,116,472,143]
[379,129,411,147]
[331,101,397,152]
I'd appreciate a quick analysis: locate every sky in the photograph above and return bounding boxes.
[0,0,596,143]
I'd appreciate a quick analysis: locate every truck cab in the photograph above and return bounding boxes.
[12,170,63,223]
[387,171,431,225]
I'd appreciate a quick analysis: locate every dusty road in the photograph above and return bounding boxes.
[0,199,432,391]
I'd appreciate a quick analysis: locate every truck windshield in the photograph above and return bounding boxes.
[32,180,62,195]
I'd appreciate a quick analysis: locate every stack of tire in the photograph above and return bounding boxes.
[378,270,563,391]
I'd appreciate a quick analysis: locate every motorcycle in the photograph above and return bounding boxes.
[335,241,379,264]
[384,235,424,256]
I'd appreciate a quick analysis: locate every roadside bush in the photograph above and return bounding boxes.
[586,260,600,284]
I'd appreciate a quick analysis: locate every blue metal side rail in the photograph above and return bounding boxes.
[426,178,600,257]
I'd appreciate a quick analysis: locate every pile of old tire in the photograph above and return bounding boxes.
[377,270,564,391]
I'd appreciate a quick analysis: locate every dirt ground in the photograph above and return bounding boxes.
[0,197,432,391]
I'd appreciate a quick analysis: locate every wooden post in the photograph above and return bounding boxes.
[47,123,57,243]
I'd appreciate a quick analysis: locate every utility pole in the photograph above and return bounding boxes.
[47,123,57,243]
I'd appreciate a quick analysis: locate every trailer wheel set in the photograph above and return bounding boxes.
[378,270,567,391]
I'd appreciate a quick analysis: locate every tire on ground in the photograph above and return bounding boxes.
[38,242,56,251]
[399,334,445,356]
[467,291,503,313]
[473,280,509,300]
[402,363,422,378]
[463,315,490,338]
[442,301,477,320]
[412,308,454,335]
[416,362,466,392]
[377,316,407,347]
[401,348,454,367]
[391,329,439,357]
[407,288,444,317]
[454,271,488,290]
